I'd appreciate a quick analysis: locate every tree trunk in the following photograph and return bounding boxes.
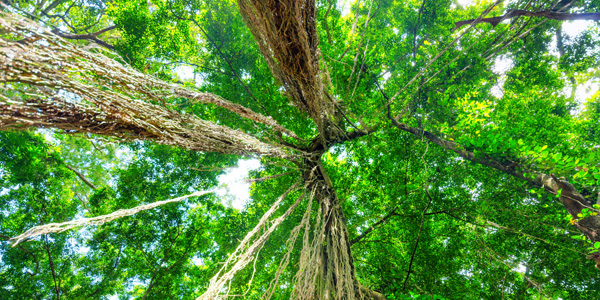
[294,156,384,299]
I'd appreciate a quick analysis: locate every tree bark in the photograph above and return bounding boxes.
[236,0,343,144]
[40,0,67,16]
[0,12,293,158]
[297,156,363,299]
[294,155,384,299]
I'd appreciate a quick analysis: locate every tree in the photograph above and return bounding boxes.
[1,0,600,299]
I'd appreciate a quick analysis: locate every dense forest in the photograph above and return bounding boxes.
[1,0,600,299]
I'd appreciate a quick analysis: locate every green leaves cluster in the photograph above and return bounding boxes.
[3,0,600,299]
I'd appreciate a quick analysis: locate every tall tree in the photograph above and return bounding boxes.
[2,0,600,299]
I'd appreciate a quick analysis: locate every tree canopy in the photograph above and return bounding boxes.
[1,0,600,299]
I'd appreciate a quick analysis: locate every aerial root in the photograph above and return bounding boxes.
[291,185,363,300]
[9,190,213,247]
[198,182,303,300]
[262,189,314,300]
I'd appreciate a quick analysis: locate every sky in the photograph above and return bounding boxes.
[214,159,261,209]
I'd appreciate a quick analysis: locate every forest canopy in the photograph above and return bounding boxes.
[1,0,600,299]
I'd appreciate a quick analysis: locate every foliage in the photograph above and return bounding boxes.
[2,0,600,299]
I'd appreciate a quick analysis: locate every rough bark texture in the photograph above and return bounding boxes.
[0,6,382,298]
[234,2,377,297]
[7,0,599,298]
[237,0,344,144]
[293,156,362,299]
[0,11,292,158]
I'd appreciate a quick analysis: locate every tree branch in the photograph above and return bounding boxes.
[454,10,600,30]
[182,15,271,115]
[86,247,122,297]
[323,0,334,45]
[40,0,67,16]
[0,234,39,276]
[64,164,97,190]
[385,0,503,107]
[388,118,600,268]
[412,0,427,58]
[244,171,294,183]
[389,118,531,183]
[91,25,116,36]
[403,188,433,290]
[350,210,401,245]
[50,26,116,50]
[439,211,585,255]
[359,285,387,300]
[43,235,61,300]
[0,13,293,158]
[350,206,462,245]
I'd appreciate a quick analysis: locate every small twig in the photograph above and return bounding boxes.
[189,166,227,172]
[385,0,503,107]
[403,188,433,290]
[323,0,334,44]
[64,164,97,190]
[44,235,61,299]
[244,171,294,183]
[412,0,427,58]
[50,25,116,50]
[403,142,431,290]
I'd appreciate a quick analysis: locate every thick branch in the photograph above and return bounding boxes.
[455,10,600,30]
[237,0,341,143]
[308,126,378,152]
[0,12,294,158]
[389,118,531,183]
[359,285,387,300]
